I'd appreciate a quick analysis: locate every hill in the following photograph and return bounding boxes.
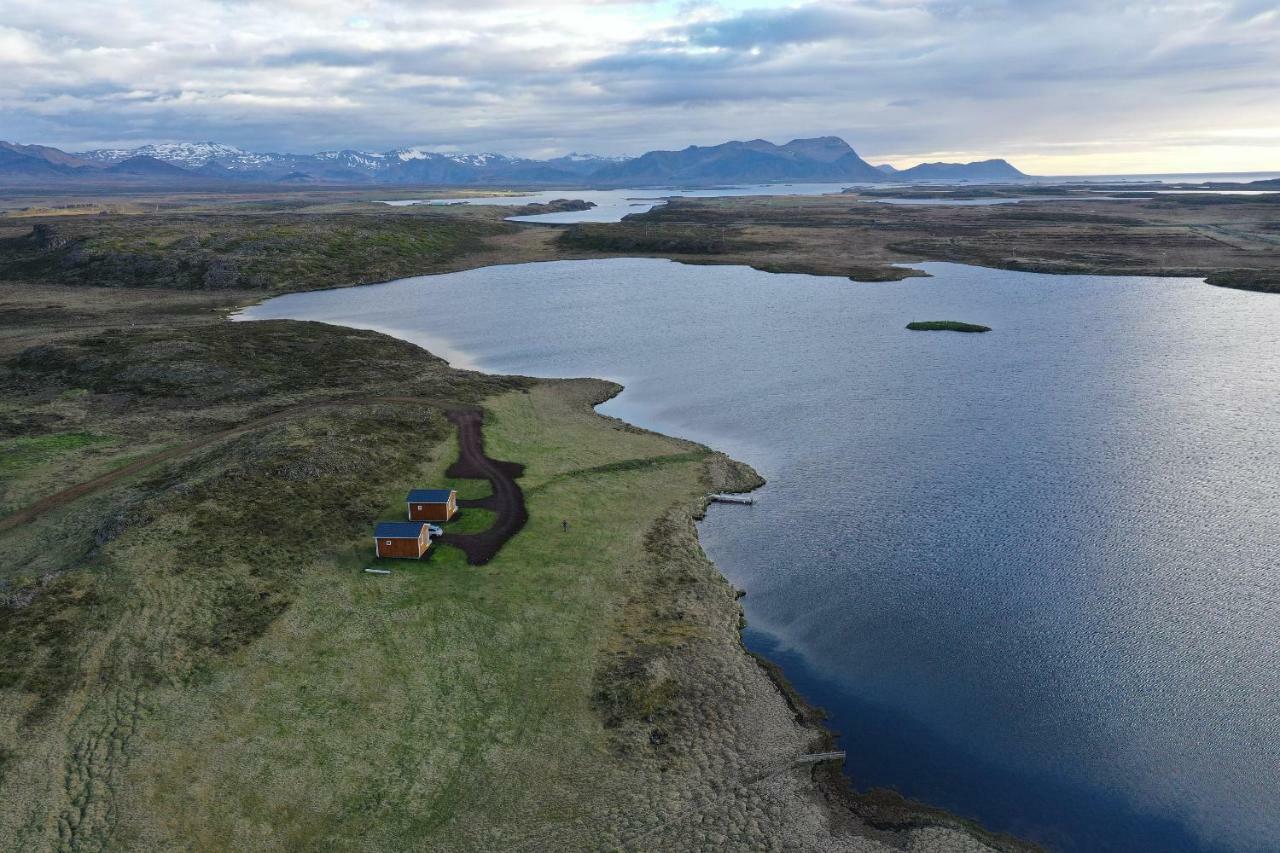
[0,141,103,179]
[590,136,885,185]
[895,159,1026,182]
[104,155,194,176]
[0,141,93,169]
[0,146,78,177]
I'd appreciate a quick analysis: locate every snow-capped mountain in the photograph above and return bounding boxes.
[3,137,1026,188]
[78,142,271,169]
[555,152,630,164]
[542,152,629,176]
[316,150,386,170]
[390,148,514,167]
[69,141,630,184]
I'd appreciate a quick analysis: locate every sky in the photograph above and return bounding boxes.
[1,0,1278,174]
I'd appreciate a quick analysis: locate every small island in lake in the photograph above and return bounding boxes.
[907,320,992,333]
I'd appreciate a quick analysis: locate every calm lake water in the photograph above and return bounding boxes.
[238,259,1280,853]
[864,196,1123,206]
[379,181,1278,223]
[379,183,868,223]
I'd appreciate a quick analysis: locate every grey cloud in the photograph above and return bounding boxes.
[0,0,1276,171]
[683,3,928,49]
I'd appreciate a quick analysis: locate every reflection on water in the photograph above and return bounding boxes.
[240,259,1280,852]
[378,183,868,222]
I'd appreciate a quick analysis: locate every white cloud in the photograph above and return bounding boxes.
[1,0,1277,172]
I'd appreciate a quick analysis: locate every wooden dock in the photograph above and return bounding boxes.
[710,494,755,506]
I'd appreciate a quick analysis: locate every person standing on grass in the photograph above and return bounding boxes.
[562,519,569,532]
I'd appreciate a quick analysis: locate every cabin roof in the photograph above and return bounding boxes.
[374,521,427,539]
[407,489,454,503]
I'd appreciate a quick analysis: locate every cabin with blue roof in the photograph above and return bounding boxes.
[407,488,458,522]
[374,521,431,559]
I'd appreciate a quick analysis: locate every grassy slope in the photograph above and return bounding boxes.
[0,209,520,293]
[567,193,1280,287]
[11,382,721,850]
[0,200,1030,852]
[0,298,528,849]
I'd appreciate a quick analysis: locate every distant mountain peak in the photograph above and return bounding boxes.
[555,152,628,163]
[393,147,433,162]
[779,136,859,163]
[78,141,251,167]
[104,154,193,175]
[896,158,1026,181]
[589,135,884,185]
[6,135,1020,188]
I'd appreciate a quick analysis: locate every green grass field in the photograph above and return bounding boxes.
[112,382,716,849]
[0,431,112,473]
[0,198,1040,852]
[2,378,728,850]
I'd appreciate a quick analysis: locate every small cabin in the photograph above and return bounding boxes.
[407,489,458,522]
[374,521,431,559]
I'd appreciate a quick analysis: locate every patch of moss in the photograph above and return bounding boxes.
[558,223,737,255]
[0,572,105,727]
[0,432,113,475]
[1206,269,1280,294]
[594,652,680,728]
[0,212,514,292]
[906,320,992,333]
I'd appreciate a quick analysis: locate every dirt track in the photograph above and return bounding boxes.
[439,408,528,564]
[0,397,531,564]
[0,395,456,535]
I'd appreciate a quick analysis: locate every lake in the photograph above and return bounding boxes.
[379,181,1278,223]
[378,183,869,223]
[863,196,1124,206]
[238,259,1280,853]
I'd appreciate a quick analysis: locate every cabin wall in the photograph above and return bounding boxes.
[408,499,457,522]
[376,537,425,559]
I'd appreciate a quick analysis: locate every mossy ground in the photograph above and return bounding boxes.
[0,267,746,847]
[0,209,519,292]
[0,194,1064,851]
[906,320,992,333]
[2,378,722,850]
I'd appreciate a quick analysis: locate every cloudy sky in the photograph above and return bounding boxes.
[2,0,1278,173]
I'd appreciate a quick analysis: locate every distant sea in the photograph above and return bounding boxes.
[1041,171,1280,184]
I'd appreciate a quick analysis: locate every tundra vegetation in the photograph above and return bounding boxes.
[906,321,992,333]
[0,195,1033,851]
[6,185,1278,293]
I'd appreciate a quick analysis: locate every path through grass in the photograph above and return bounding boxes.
[109,381,714,850]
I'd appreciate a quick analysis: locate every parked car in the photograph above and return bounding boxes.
[426,524,444,539]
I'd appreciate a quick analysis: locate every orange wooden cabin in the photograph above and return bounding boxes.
[407,489,458,522]
[373,522,431,559]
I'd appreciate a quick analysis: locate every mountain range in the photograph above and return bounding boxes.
[889,159,1027,181]
[588,136,887,184]
[0,137,1027,187]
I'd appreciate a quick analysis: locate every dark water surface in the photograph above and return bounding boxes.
[239,259,1280,852]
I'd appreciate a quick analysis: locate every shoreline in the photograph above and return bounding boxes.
[236,294,1038,851]
[692,453,1038,853]
[8,194,1276,848]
